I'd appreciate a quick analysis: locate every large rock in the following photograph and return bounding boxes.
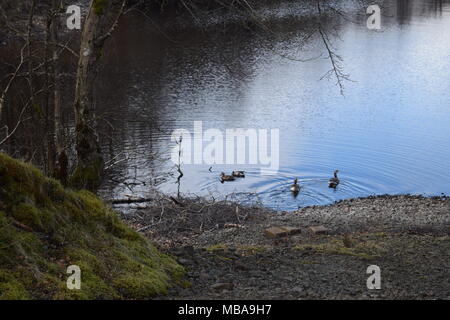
[264,226,301,238]
[309,225,329,235]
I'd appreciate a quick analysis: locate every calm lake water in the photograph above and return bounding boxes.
[98,0,450,211]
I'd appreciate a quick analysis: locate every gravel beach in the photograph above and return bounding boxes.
[123,195,450,300]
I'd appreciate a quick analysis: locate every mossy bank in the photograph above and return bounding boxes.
[0,153,183,300]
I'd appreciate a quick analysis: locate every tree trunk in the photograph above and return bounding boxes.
[50,0,68,185]
[26,0,36,107]
[71,0,125,191]
[51,0,62,156]
[44,4,56,175]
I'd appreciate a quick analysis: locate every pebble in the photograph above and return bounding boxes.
[211,283,234,291]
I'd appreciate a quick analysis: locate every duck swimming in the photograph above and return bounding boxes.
[232,171,245,178]
[220,172,235,183]
[328,170,340,189]
[290,178,300,195]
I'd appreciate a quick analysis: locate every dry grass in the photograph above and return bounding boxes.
[121,194,273,246]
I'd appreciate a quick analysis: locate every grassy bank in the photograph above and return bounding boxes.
[0,153,183,300]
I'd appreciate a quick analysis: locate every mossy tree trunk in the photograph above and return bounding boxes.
[72,0,126,191]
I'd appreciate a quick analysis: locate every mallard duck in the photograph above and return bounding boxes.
[290,178,300,194]
[220,172,235,183]
[328,170,340,189]
[232,171,245,178]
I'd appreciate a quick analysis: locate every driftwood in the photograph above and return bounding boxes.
[169,196,184,207]
[119,194,273,245]
[109,197,155,205]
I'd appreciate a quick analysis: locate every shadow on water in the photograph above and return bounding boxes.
[98,0,450,211]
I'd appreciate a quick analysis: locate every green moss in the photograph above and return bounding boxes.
[11,203,44,231]
[214,255,233,261]
[0,152,183,300]
[205,244,267,256]
[69,160,103,192]
[93,0,107,15]
[371,232,387,238]
[293,237,385,260]
[0,270,29,300]
[205,244,228,252]
[236,245,268,255]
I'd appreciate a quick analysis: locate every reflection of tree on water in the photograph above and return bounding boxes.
[397,0,412,25]
[174,136,184,199]
[96,1,399,200]
[432,0,444,16]
[394,0,446,24]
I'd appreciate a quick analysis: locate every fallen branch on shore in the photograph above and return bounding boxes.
[109,197,155,205]
[169,196,184,207]
[118,193,272,245]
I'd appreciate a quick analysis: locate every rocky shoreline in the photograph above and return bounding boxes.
[122,194,450,300]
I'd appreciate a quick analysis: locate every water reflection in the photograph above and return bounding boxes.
[98,0,450,211]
